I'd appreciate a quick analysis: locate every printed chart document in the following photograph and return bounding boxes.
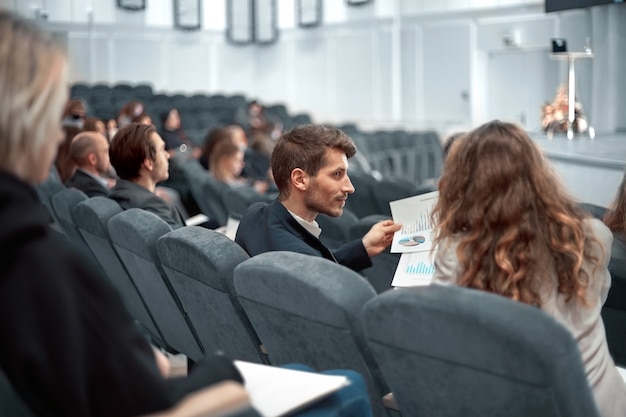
[389,191,439,287]
[234,361,350,417]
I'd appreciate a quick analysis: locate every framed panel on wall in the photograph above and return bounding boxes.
[254,0,278,44]
[174,0,202,30]
[298,0,322,28]
[117,0,146,11]
[227,0,254,45]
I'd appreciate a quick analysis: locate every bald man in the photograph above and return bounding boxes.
[65,131,113,197]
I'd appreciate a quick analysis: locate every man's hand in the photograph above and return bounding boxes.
[362,219,402,258]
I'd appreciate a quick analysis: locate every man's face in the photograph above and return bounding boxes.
[304,148,355,218]
[93,134,112,176]
[150,133,170,183]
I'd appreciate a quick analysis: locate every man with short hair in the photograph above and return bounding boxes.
[235,124,401,272]
[65,131,112,197]
[108,123,185,229]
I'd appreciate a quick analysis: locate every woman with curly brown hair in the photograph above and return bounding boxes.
[431,120,626,417]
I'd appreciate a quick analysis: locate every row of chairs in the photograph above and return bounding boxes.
[40,183,604,417]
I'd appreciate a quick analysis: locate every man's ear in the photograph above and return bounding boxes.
[291,168,308,191]
[87,152,97,166]
[143,158,154,172]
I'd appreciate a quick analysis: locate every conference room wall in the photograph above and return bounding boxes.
[24,4,623,133]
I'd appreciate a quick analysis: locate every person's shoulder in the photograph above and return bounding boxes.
[584,218,612,245]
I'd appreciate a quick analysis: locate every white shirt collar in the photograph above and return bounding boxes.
[287,209,322,239]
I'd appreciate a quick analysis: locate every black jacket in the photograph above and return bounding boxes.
[0,170,242,417]
[235,199,372,272]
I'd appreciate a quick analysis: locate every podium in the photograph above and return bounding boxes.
[550,51,595,139]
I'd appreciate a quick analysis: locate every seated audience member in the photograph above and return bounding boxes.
[0,12,372,417]
[209,136,269,194]
[199,126,232,170]
[116,100,144,128]
[132,112,153,126]
[442,131,465,160]
[431,120,626,417]
[235,100,272,137]
[108,123,186,229]
[61,97,86,129]
[159,107,201,158]
[65,131,113,197]
[82,117,107,136]
[0,11,245,417]
[54,125,81,182]
[235,124,400,272]
[106,117,118,141]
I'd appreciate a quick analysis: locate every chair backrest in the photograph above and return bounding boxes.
[345,171,381,218]
[0,368,35,417]
[221,186,272,219]
[362,285,601,417]
[156,227,268,363]
[579,202,609,220]
[50,187,88,244]
[108,209,203,360]
[316,209,359,250]
[233,251,391,417]
[73,197,163,345]
[181,160,229,226]
[604,255,626,367]
[34,177,66,230]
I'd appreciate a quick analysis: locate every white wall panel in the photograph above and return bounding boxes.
[112,37,162,84]
[67,34,91,82]
[290,36,329,121]
[332,31,374,122]
[213,44,257,95]
[165,37,211,92]
[254,44,291,105]
[400,27,419,124]
[422,22,472,127]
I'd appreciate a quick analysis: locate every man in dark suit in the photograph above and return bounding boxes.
[65,131,112,197]
[235,124,400,272]
[108,123,185,229]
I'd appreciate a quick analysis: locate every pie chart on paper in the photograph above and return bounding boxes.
[398,236,427,247]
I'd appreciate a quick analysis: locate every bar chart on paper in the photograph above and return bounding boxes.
[392,251,435,287]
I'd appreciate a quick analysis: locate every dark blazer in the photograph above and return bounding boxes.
[235,200,372,272]
[108,179,184,229]
[65,169,109,197]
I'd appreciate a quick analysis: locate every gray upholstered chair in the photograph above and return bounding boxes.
[181,159,230,226]
[345,171,382,218]
[108,209,204,361]
[34,177,66,233]
[233,251,394,417]
[0,368,33,417]
[604,256,626,367]
[221,185,272,219]
[316,208,359,250]
[50,187,88,244]
[73,197,163,347]
[362,284,602,417]
[156,226,268,363]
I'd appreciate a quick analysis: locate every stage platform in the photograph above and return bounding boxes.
[530,132,626,207]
